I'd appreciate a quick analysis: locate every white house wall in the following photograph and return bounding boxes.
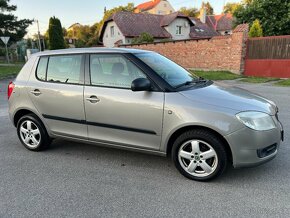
[165,18,191,40]
[103,21,125,48]
[148,0,175,15]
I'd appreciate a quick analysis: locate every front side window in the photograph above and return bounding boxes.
[176,26,182,35]
[46,55,83,84]
[90,54,146,89]
[135,52,197,88]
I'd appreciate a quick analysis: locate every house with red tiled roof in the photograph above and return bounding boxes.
[134,0,175,15]
[198,5,233,35]
[100,11,219,47]
[206,14,233,35]
[190,18,219,39]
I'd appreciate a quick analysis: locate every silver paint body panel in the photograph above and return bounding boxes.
[8,48,283,168]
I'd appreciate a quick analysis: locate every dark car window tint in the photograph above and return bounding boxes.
[36,57,48,81]
[47,55,82,84]
[90,54,146,88]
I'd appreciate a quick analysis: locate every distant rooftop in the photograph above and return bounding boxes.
[135,0,161,12]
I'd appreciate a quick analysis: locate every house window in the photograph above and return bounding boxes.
[110,26,115,37]
[176,26,182,35]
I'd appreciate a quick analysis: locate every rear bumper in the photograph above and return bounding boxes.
[225,124,283,168]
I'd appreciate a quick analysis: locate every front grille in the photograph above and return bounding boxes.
[257,144,277,158]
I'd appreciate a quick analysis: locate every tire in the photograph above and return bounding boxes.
[172,129,228,181]
[17,114,51,151]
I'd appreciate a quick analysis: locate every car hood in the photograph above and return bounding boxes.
[180,82,277,115]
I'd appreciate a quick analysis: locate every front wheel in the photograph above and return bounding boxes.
[172,129,228,181]
[17,114,51,151]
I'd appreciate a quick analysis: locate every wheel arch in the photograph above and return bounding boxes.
[13,108,46,129]
[166,125,233,163]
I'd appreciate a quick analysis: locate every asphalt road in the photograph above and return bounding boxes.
[0,79,289,218]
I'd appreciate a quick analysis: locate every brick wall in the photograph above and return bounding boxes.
[120,24,249,74]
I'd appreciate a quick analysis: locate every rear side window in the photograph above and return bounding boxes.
[36,57,48,81]
[36,55,83,84]
[47,55,82,84]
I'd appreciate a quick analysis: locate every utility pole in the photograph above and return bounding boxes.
[36,20,42,51]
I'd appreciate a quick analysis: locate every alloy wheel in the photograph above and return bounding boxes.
[178,139,218,178]
[19,120,41,149]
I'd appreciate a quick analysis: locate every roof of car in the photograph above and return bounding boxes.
[35,47,152,57]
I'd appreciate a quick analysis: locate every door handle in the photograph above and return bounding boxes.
[86,96,100,103]
[30,89,42,96]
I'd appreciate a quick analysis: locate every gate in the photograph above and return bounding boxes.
[245,35,290,78]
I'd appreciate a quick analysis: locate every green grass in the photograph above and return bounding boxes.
[191,70,242,80]
[239,77,280,83]
[274,79,290,86]
[0,65,23,80]
[0,60,25,64]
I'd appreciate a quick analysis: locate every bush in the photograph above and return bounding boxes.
[132,32,154,44]
[249,19,263,38]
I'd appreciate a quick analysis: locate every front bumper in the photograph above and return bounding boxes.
[225,121,283,168]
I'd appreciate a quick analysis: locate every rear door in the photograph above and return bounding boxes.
[84,53,164,151]
[28,54,86,138]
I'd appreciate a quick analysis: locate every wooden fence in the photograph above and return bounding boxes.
[245,35,290,78]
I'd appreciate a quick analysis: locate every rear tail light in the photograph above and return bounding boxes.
[8,81,15,99]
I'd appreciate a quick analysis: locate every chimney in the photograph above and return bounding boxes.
[200,5,206,24]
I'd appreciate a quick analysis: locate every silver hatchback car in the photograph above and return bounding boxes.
[8,48,283,181]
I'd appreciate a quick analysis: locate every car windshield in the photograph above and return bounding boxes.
[135,52,198,88]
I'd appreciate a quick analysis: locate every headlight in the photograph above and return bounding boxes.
[236,111,276,131]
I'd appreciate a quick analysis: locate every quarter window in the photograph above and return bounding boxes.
[46,55,83,84]
[36,57,48,81]
[90,54,146,89]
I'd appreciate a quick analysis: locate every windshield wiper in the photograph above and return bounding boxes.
[175,78,207,89]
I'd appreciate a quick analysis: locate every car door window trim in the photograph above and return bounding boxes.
[35,53,85,85]
[86,53,161,91]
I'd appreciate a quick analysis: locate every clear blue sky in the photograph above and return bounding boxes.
[11,0,240,37]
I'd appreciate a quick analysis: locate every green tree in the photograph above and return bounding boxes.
[66,24,98,48]
[202,1,214,15]
[249,19,263,37]
[26,38,32,49]
[234,0,290,36]
[179,7,199,17]
[132,32,154,44]
[0,0,33,44]
[48,16,66,50]
[223,2,242,14]
[100,3,134,29]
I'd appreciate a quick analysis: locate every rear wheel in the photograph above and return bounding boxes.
[172,129,228,181]
[17,114,51,151]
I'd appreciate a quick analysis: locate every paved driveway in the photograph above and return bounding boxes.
[0,79,289,217]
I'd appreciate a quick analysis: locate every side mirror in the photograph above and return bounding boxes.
[131,78,151,92]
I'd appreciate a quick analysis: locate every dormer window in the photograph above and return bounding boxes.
[176,26,182,35]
